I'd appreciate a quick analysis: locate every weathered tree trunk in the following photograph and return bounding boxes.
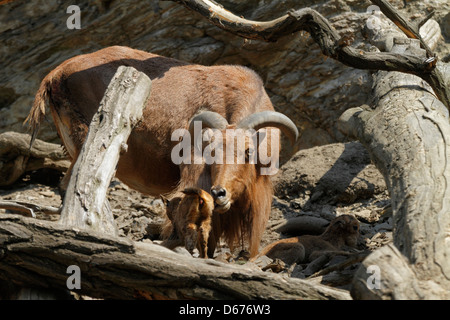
[0,214,351,300]
[339,37,450,299]
[59,66,152,236]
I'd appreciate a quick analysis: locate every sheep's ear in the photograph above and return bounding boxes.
[160,195,170,207]
[199,197,204,209]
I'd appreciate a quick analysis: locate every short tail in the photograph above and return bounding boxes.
[23,76,51,148]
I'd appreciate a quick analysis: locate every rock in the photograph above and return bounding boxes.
[261,258,286,273]
[273,141,387,205]
[290,264,305,279]
[214,252,233,263]
[366,231,393,250]
[374,218,393,232]
[251,255,273,269]
[354,209,378,223]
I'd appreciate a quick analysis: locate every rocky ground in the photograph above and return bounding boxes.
[0,140,392,293]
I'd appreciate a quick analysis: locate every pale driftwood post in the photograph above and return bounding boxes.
[59,66,152,236]
[339,23,450,298]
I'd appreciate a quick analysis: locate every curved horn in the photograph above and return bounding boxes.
[237,111,299,145]
[189,111,228,149]
[188,111,229,142]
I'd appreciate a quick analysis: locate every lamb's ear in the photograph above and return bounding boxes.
[160,195,170,207]
[182,187,202,196]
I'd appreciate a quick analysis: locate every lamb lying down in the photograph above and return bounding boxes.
[255,214,360,265]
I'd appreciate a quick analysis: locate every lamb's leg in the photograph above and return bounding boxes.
[198,222,211,258]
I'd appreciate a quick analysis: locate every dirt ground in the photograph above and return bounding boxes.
[0,140,392,293]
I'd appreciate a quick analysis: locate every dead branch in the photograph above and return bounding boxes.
[0,201,36,218]
[170,0,449,110]
[0,200,60,217]
[0,131,70,187]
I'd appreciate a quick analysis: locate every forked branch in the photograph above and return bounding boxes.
[171,0,449,110]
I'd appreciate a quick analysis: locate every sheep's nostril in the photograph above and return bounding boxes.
[211,187,227,199]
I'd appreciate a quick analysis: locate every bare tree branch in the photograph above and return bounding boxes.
[0,200,60,217]
[0,131,70,187]
[170,0,449,110]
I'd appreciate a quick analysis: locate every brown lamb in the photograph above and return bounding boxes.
[256,214,360,265]
[161,187,214,258]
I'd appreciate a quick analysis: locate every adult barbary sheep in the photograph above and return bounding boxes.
[26,46,299,257]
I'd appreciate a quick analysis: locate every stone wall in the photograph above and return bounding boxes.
[0,0,448,150]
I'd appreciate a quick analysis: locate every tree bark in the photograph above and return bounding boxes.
[0,214,351,300]
[58,66,152,236]
[339,37,450,299]
[0,200,60,218]
[0,131,69,187]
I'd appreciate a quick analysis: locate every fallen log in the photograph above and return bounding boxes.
[0,214,351,300]
[0,200,60,218]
